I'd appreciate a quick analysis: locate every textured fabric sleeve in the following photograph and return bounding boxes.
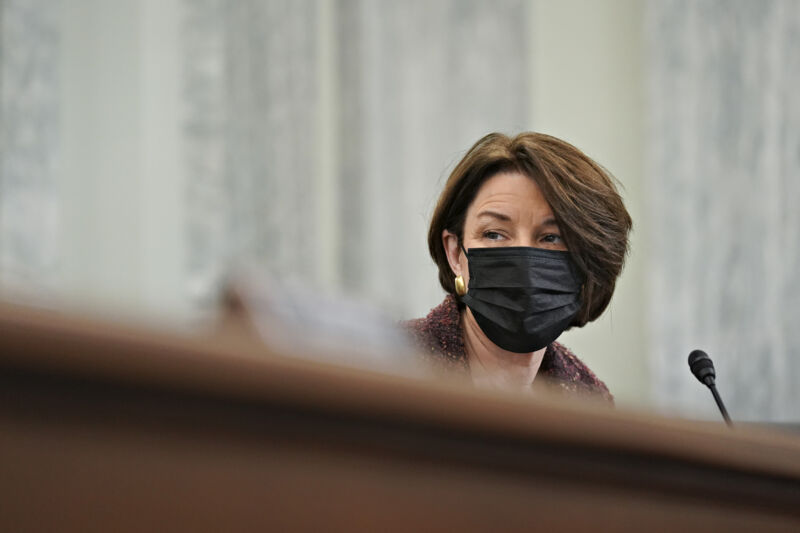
[546,342,614,405]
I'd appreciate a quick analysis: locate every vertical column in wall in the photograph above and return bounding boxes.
[140,0,186,318]
[0,0,61,295]
[183,0,322,312]
[315,0,341,290]
[335,0,531,318]
[58,0,144,310]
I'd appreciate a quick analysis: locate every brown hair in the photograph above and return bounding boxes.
[428,132,632,327]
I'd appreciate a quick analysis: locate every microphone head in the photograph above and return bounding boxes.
[688,349,716,386]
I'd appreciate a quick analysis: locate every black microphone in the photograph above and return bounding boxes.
[688,349,733,427]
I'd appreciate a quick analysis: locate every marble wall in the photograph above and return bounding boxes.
[647,0,800,421]
[181,0,531,316]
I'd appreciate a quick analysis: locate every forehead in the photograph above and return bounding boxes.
[466,171,553,220]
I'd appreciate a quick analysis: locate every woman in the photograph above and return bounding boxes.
[403,132,631,403]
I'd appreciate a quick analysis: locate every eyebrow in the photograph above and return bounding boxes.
[476,210,512,222]
[542,217,559,228]
[477,211,560,228]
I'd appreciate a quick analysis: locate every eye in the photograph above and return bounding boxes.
[541,234,562,244]
[483,230,505,241]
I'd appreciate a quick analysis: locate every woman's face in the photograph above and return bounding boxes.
[443,170,566,283]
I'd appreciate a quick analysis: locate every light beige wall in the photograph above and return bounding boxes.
[530,0,648,407]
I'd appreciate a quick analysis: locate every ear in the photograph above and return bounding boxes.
[442,229,462,276]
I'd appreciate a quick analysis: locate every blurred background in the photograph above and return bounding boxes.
[0,0,797,421]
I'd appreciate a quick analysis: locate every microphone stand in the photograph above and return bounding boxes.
[708,383,732,427]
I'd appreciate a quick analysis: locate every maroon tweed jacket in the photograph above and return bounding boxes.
[402,295,613,404]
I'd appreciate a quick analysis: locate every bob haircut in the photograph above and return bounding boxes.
[428,132,632,327]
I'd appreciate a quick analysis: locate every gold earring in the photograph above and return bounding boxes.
[454,275,467,296]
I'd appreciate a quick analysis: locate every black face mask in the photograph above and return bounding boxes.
[460,245,584,353]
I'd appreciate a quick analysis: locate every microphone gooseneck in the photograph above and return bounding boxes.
[688,349,733,427]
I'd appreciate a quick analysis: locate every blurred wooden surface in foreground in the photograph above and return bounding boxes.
[0,301,798,532]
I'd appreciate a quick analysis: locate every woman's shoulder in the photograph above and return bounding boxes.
[399,295,467,371]
[541,341,614,404]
